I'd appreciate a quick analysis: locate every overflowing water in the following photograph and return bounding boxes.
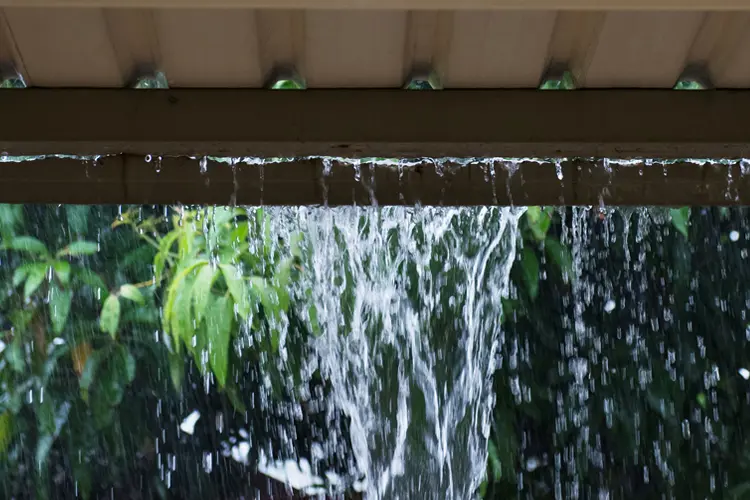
[294,207,523,498]
[3,158,750,499]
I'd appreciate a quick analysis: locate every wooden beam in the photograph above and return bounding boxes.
[2,89,750,159]
[1,0,750,10]
[0,155,746,206]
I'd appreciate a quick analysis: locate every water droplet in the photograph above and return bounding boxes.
[730,230,740,242]
[604,299,616,313]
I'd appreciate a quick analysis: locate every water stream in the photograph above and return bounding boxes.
[3,158,750,499]
[293,206,523,498]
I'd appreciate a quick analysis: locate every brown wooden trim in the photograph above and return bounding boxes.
[0,155,745,206]
[0,1,747,11]
[1,89,750,159]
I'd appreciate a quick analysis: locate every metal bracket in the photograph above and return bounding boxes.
[265,65,307,90]
[674,64,714,90]
[404,66,442,90]
[539,63,577,90]
[130,67,169,89]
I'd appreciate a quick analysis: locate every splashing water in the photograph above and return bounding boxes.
[274,206,524,499]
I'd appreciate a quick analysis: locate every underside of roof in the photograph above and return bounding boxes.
[1,5,750,89]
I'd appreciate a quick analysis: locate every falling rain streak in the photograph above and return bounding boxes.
[3,158,750,499]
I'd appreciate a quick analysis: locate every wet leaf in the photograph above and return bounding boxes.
[670,207,690,238]
[119,284,144,305]
[12,263,32,288]
[168,351,184,392]
[273,258,294,311]
[115,345,136,384]
[0,411,12,455]
[520,247,540,300]
[65,205,90,235]
[52,260,71,285]
[290,232,304,258]
[80,348,107,392]
[207,296,233,387]
[173,281,196,350]
[49,285,72,334]
[57,240,98,257]
[24,263,47,299]
[6,236,48,256]
[696,392,707,409]
[192,265,218,324]
[221,264,250,319]
[71,342,93,377]
[154,252,166,283]
[76,269,107,299]
[99,295,121,338]
[544,237,573,281]
[527,208,551,242]
[35,401,70,470]
[308,303,322,337]
[488,440,503,480]
[5,338,25,372]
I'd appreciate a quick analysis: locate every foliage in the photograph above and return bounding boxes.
[483,206,750,499]
[0,205,347,499]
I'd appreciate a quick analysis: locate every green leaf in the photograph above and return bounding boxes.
[57,240,98,257]
[6,236,48,256]
[24,263,48,300]
[520,247,540,300]
[273,258,294,311]
[308,303,322,337]
[168,351,184,392]
[192,265,218,324]
[163,260,207,333]
[170,277,196,348]
[526,206,542,224]
[35,401,70,470]
[544,237,573,281]
[5,338,25,372]
[52,260,71,285]
[251,277,283,352]
[80,348,107,392]
[65,206,90,235]
[12,263,32,288]
[696,392,707,409]
[529,212,551,242]
[670,207,690,238]
[206,296,233,387]
[76,269,107,298]
[0,205,22,240]
[49,285,72,334]
[99,295,121,338]
[221,264,250,319]
[290,232,304,259]
[119,284,144,305]
[0,411,12,455]
[154,252,166,283]
[115,346,136,384]
[488,440,503,481]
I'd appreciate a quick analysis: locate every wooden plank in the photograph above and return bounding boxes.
[304,11,407,87]
[581,12,704,87]
[155,9,263,87]
[0,1,748,11]
[0,155,747,206]
[1,89,750,158]
[441,11,556,87]
[3,8,123,86]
